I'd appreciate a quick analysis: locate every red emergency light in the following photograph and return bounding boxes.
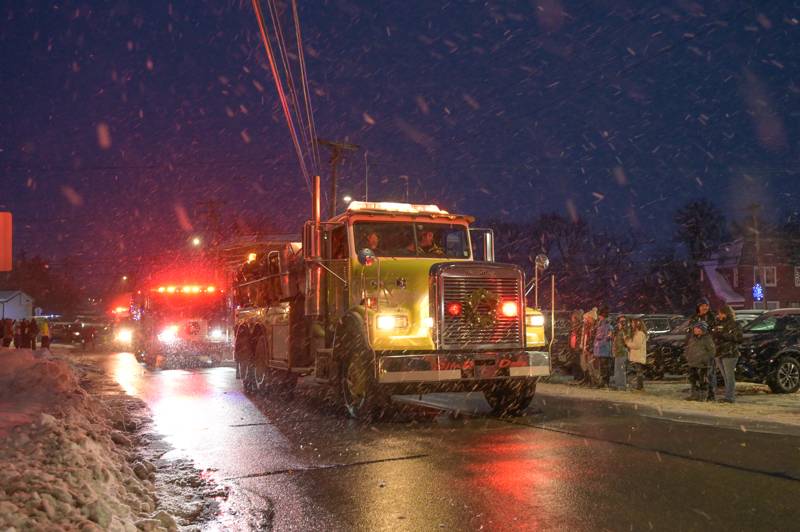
[152,285,217,294]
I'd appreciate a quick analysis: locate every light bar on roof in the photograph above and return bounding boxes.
[347,201,448,214]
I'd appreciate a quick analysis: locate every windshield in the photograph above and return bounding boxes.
[353,221,470,259]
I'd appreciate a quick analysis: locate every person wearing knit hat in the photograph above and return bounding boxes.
[712,305,743,403]
[684,321,716,401]
[690,296,717,399]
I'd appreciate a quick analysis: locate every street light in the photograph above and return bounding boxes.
[533,254,549,309]
[191,236,201,247]
[343,195,352,204]
[122,275,128,281]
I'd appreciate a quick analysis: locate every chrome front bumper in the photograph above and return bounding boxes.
[377,349,550,384]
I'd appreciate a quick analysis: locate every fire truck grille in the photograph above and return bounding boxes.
[440,277,522,349]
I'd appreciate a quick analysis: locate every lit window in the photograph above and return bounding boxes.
[754,266,777,287]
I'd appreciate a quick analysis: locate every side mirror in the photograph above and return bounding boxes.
[358,248,376,266]
[469,228,495,262]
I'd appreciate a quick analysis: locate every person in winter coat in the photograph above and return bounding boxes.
[592,307,613,387]
[611,316,629,390]
[39,320,51,349]
[28,318,39,350]
[20,320,31,349]
[13,320,22,348]
[580,307,598,384]
[1,318,12,347]
[712,305,743,403]
[685,321,716,401]
[690,297,718,399]
[625,319,649,390]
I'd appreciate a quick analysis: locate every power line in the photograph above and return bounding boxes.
[251,0,312,193]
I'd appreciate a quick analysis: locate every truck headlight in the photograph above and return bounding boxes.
[209,328,224,340]
[115,328,133,345]
[376,315,409,330]
[157,325,179,343]
[526,314,545,327]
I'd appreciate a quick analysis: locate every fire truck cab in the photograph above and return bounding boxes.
[135,284,230,368]
[233,178,549,418]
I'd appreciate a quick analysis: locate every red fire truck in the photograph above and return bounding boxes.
[133,281,231,368]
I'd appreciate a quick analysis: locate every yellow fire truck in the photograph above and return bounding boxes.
[233,176,549,418]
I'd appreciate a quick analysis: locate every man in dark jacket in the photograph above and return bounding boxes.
[712,305,743,403]
[685,321,716,401]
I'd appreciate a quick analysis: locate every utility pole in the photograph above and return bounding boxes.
[364,150,369,202]
[318,139,359,218]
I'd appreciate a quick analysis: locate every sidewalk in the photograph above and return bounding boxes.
[536,375,800,436]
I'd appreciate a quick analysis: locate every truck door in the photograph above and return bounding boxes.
[325,224,350,326]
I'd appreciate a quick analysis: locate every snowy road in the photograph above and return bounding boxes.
[85,351,800,531]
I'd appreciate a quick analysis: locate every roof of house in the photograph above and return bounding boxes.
[0,290,32,303]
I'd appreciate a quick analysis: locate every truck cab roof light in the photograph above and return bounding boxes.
[347,201,448,214]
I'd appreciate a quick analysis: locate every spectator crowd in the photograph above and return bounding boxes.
[568,298,744,403]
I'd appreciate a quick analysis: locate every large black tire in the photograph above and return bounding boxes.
[767,355,800,394]
[336,315,389,420]
[236,332,257,395]
[483,378,537,417]
[252,333,271,393]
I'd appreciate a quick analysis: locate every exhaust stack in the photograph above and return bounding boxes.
[305,175,322,316]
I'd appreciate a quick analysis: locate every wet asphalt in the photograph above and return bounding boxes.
[92,352,800,531]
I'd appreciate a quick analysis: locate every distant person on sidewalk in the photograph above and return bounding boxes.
[592,307,613,387]
[579,307,597,385]
[712,305,743,403]
[28,318,39,350]
[611,316,629,390]
[685,322,716,401]
[625,319,649,390]
[691,297,719,399]
[20,320,31,349]
[1,318,12,347]
[39,320,51,349]
[13,320,22,348]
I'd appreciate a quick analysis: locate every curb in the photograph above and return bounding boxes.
[534,389,800,437]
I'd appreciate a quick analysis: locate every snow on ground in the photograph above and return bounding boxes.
[539,375,800,433]
[0,348,226,531]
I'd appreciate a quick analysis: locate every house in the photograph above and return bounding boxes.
[700,237,800,310]
[0,290,34,320]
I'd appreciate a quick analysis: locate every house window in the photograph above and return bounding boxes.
[753,301,765,310]
[795,266,800,287]
[790,302,800,309]
[754,266,777,287]
[767,301,780,310]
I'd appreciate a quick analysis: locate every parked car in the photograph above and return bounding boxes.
[733,309,765,328]
[645,318,692,379]
[737,309,800,394]
[641,314,685,336]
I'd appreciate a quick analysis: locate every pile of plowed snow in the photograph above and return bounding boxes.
[0,349,177,531]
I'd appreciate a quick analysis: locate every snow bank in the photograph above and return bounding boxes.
[0,348,176,531]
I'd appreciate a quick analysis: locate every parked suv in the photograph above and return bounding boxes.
[737,309,800,394]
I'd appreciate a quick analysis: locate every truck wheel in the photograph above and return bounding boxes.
[483,378,537,417]
[336,319,388,420]
[236,333,258,395]
[767,355,800,394]
[253,333,271,393]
